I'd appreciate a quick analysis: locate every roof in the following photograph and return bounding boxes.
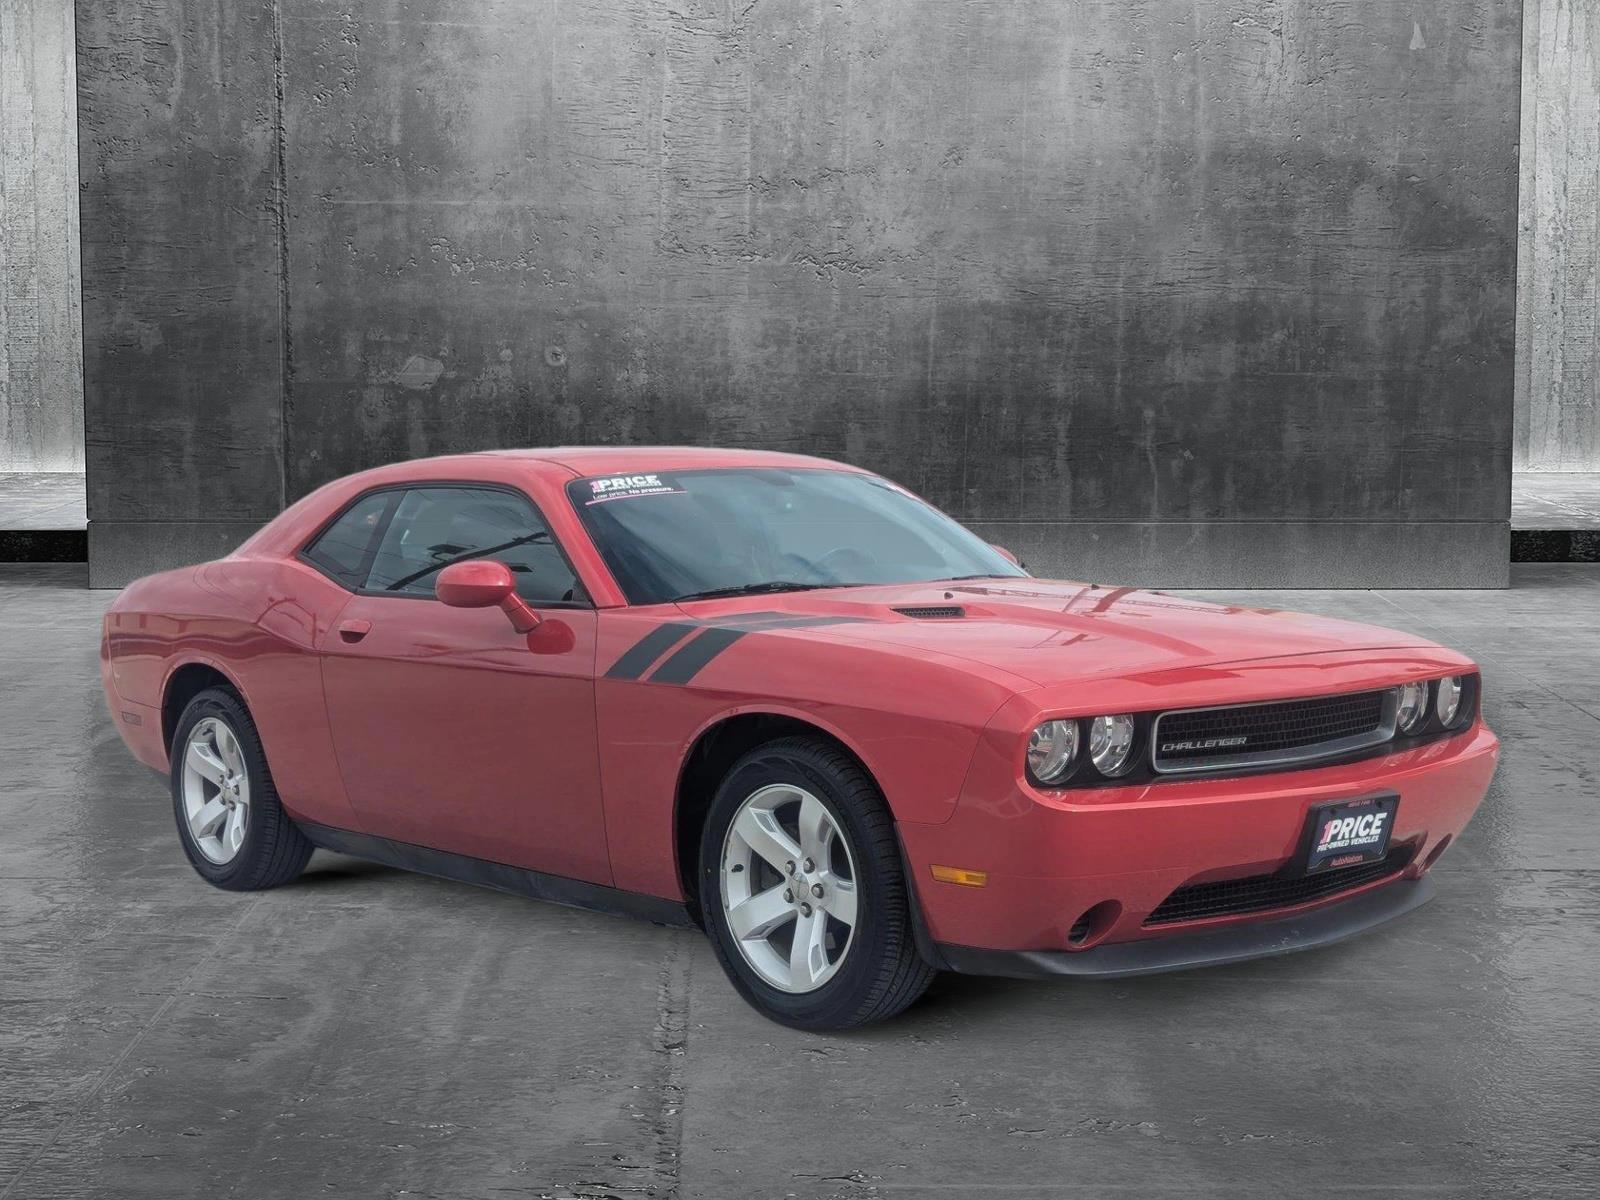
[471,446,860,475]
[238,445,874,568]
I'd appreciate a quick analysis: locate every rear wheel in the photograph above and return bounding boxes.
[699,736,935,1029]
[170,687,313,891]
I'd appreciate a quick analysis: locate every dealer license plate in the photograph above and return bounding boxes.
[1304,795,1398,875]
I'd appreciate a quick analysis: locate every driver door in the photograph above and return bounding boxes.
[313,483,610,885]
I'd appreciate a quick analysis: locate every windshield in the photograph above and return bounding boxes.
[567,468,1028,605]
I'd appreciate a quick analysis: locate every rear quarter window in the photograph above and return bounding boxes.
[302,491,393,587]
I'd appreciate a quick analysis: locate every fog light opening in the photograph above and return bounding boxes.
[1066,899,1122,949]
[1421,835,1453,873]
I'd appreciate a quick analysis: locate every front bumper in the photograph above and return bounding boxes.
[899,722,1498,959]
[937,873,1435,978]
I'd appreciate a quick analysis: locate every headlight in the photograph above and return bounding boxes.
[1027,719,1080,784]
[1087,714,1137,777]
[1436,675,1465,727]
[1396,682,1428,734]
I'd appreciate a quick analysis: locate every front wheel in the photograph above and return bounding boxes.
[699,737,935,1029]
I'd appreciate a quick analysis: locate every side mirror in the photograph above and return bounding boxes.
[435,560,541,633]
[990,544,1020,566]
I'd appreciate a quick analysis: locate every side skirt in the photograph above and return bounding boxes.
[297,822,696,929]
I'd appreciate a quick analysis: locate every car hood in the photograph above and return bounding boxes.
[673,578,1443,690]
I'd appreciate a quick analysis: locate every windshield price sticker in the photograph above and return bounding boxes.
[584,474,687,505]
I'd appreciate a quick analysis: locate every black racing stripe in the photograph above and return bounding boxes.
[648,627,749,685]
[605,622,699,680]
[643,615,876,686]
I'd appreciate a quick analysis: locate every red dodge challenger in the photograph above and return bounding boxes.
[101,448,1499,1028]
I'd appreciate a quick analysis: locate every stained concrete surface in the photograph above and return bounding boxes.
[0,475,88,564]
[1516,0,1600,473]
[0,0,83,473]
[1512,472,1600,530]
[2,562,1597,1198]
[77,0,1520,587]
[0,473,86,531]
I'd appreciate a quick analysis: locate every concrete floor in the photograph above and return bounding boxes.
[2,563,1597,1199]
[0,474,87,531]
[1512,472,1600,530]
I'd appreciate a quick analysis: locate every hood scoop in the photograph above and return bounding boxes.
[892,605,966,619]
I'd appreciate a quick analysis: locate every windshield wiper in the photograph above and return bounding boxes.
[384,531,551,592]
[939,573,1013,581]
[673,581,840,603]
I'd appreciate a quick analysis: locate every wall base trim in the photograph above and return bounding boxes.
[1511,529,1600,563]
[0,530,87,563]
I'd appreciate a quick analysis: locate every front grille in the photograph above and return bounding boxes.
[1152,689,1394,774]
[1144,845,1415,926]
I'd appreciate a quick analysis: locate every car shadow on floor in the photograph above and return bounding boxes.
[292,854,406,888]
[895,932,1384,1033]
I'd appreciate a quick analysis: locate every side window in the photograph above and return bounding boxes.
[364,486,582,604]
[303,491,393,587]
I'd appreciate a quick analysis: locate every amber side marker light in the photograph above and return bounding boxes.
[930,865,989,887]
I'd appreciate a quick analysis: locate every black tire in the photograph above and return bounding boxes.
[699,736,936,1030]
[169,686,314,891]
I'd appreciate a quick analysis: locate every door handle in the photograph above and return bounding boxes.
[337,618,372,643]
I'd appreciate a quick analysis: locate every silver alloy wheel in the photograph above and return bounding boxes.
[720,783,859,994]
[181,716,251,865]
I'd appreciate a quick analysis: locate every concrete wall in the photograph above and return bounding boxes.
[1516,0,1599,472]
[79,0,1522,588]
[1,0,82,472]
[76,1,286,581]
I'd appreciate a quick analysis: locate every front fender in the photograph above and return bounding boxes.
[594,611,1024,899]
